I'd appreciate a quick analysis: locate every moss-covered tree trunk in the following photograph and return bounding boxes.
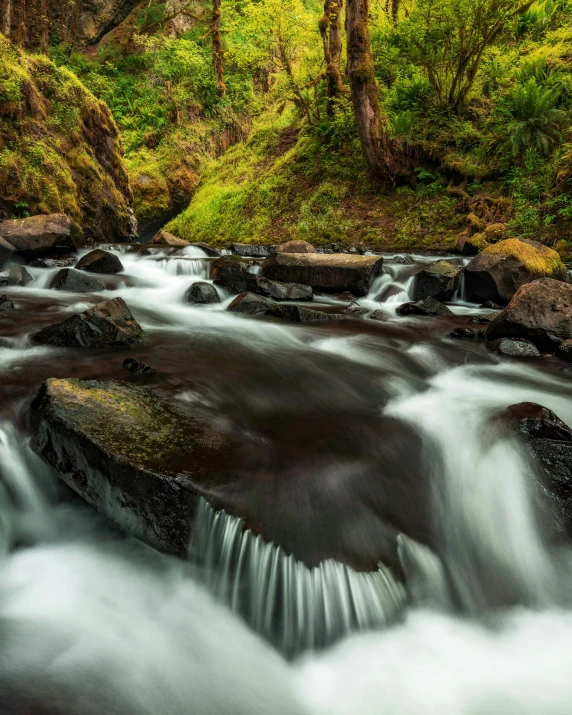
[319,0,345,106]
[346,0,404,180]
[2,0,11,38]
[211,0,225,95]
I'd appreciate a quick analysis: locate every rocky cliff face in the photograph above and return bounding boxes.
[0,38,134,241]
[76,0,143,46]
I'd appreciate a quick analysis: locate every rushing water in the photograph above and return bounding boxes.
[1,246,572,713]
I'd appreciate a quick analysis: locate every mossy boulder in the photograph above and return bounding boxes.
[412,260,462,302]
[0,214,84,258]
[0,38,133,241]
[466,238,569,305]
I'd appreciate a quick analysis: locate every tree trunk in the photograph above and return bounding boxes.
[2,0,11,38]
[391,0,399,25]
[320,0,345,108]
[346,0,402,179]
[211,0,225,95]
[67,0,81,50]
[40,0,48,53]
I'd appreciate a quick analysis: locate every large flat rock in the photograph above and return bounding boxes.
[0,214,84,258]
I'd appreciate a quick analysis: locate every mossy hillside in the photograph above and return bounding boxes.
[0,38,132,240]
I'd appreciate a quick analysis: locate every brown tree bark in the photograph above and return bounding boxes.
[319,0,345,107]
[67,0,81,49]
[391,0,399,25]
[346,0,404,180]
[2,0,11,38]
[211,0,226,95]
[40,0,48,52]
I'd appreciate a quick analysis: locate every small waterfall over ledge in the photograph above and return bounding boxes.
[190,499,406,655]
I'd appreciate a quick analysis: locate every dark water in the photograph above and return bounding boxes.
[0,246,572,714]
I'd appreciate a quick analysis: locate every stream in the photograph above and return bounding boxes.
[1,246,572,714]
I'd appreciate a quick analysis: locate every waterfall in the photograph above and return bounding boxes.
[190,499,406,655]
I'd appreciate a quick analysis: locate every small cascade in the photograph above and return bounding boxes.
[452,268,467,303]
[368,264,416,305]
[190,499,406,656]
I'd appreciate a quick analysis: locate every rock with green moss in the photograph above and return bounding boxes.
[412,260,462,301]
[31,297,144,347]
[466,238,569,305]
[30,378,241,557]
[0,214,84,258]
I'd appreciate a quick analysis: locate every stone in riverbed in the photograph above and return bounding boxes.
[412,260,462,301]
[449,327,486,340]
[48,268,105,293]
[0,236,14,267]
[465,238,568,305]
[487,337,540,358]
[227,292,274,315]
[275,240,317,254]
[486,278,572,352]
[29,378,241,557]
[468,313,498,324]
[260,253,384,297]
[212,256,258,294]
[152,229,188,247]
[184,281,220,305]
[396,297,453,317]
[0,294,14,310]
[31,297,145,348]
[265,304,344,323]
[345,301,369,316]
[29,253,77,268]
[122,357,157,375]
[76,248,124,274]
[256,276,313,301]
[232,243,275,258]
[0,265,33,287]
[0,214,84,258]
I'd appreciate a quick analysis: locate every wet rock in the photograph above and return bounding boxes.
[481,300,504,310]
[454,232,489,256]
[184,281,220,305]
[392,254,415,265]
[232,243,274,258]
[449,327,486,340]
[0,214,84,258]
[557,339,572,361]
[317,247,334,254]
[465,238,568,305]
[188,242,222,257]
[266,304,344,323]
[256,277,313,301]
[274,240,317,254]
[76,248,124,274]
[227,292,274,315]
[468,313,498,324]
[31,297,145,348]
[261,253,384,297]
[345,301,369,316]
[0,266,33,287]
[487,337,541,358]
[122,358,157,375]
[48,268,105,293]
[335,291,358,302]
[29,254,77,268]
[323,243,340,253]
[486,278,572,352]
[0,236,14,267]
[369,310,387,322]
[29,378,240,557]
[0,294,14,310]
[212,256,258,294]
[152,230,188,247]
[413,260,462,302]
[397,297,454,317]
[497,402,572,535]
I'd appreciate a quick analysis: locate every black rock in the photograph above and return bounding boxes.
[0,294,14,310]
[0,265,33,287]
[212,256,259,294]
[231,243,274,258]
[412,260,462,302]
[266,304,344,323]
[392,254,415,265]
[257,277,313,301]
[0,236,14,268]
[76,249,124,274]
[487,337,541,358]
[227,292,275,315]
[48,268,105,293]
[122,358,157,375]
[345,301,369,316]
[184,282,220,305]
[468,313,498,324]
[323,243,340,253]
[449,327,486,340]
[397,297,454,317]
[481,300,504,310]
[30,254,77,268]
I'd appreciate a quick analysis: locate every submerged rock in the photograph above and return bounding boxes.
[261,253,384,297]
[185,282,220,305]
[48,268,105,293]
[486,278,572,352]
[468,313,498,324]
[413,260,462,301]
[274,240,317,254]
[449,327,486,340]
[152,230,189,247]
[397,297,454,317]
[122,358,157,375]
[76,248,124,274]
[0,265,33,287]
[0,294,14,310]
[465,238,568,305]
[487,337,541,358]
[0,214,84,258]
[227,292,274,315]
[31,297,145,348]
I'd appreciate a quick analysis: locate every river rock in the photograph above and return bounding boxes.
[30,254,77,268]
[0,214,84,258]
[122,358,157,375]
[0,266,33,287]
[256,277,313,301]
[455,232,489,256]
[184,281,220,305]
[275,240,317,254]
[227,292,275,315]
[345,301,369,316]
[76,248,124,274]
[31,297,145,348]
[497,402,572,535]
[232,243,275,258]
[29,378,240,557]
[397,298,454,317]
[212,256,258,294]
[0,294,14,310]
[486,278,572,352]
[449,327,486,340]
[266,304,343,323]
[465,238,568,305]
[152,230,189,247]
[260,253,384,297]
[558,339,572,361]
[0,236,14,267]
[392,254,415,265]
[487,337,541,358]
[48,268,106,293]
[468,313,498,324]
[413,260,462,301]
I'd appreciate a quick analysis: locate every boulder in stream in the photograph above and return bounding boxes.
[265,304,344,323]
[76,248,124,274]
[227,292,275,315]
[397,297,454,317]
[212,256,259,294]
[274,240,317,254]
[486,278,572,352]
[0,294,14,310]
[232,243,275,258]
[260,253,384,297]
[256,277,313,301]
[29,254,77,269]
[465,238,568,305]
[412,260,462,301]
[122,357,157,375]
[0,266,33,287]
[0,214,84,258]
[152,230,189,247]
[487,337,540,358]
[31,297,145,348]
[0,236,14,268]
[48,268,105,293]
[185,282,220,305]
[449,327,486,340]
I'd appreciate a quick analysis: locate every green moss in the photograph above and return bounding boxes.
[484,238,567,276]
